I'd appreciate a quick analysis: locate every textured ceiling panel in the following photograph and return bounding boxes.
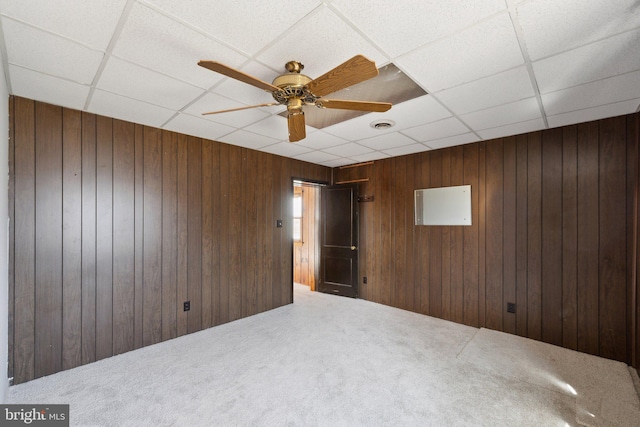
[112,3,247,88]
[256,6,386,78]
[0,0,127,50]
[9,64,90,110]
[88,89,176,128]
[2,17,104,85]
[331,0,507,57]
[460,97,541,131]
[532,27,640,94]
[517,0,640,60]
[396,12,524,92]
[163,112,236,141]
[97,57,205,110]
[145,0,320,56]
[434,66,535,115]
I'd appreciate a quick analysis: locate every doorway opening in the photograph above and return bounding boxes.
[292,180,323,292]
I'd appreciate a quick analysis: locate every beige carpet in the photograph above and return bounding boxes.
[7,283,640,426]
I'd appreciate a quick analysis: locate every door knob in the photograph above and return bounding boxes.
[351,246,357,250]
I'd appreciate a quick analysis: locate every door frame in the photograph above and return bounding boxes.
[290,177,328,299]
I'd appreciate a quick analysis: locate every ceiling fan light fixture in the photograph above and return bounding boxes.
[370,119,395,130]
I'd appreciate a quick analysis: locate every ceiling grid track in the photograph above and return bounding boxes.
[506,0,550,129]
[83,0,136,111]
[0,16,12,93]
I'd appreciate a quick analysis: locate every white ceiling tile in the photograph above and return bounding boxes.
[541,70,640,116]
[97,57,205,110]
[383,143,430,157]
[243,115,292,141]
[533,27,640,94]
[358,132,417,150]
[294,131,348,150]
[331,0,507,57]
[517,0,640,61]
[425,133,480,150]
[88,89,176,128]
[322,111,397,140]
[547,98,640,129]
[257,6,386,79]
[293,151,341,164]
[112,2,248,89]
[184,93,271,128]
[434,66,535,115]
[349,151,392,163]
[396,13,524,92]
[320,158,356,167]
[401,117,470,143]
[0,0,127,50]
[9,65,90,110]
[379,95,453,130]
[322,143,374,157]
[162,113,235,142]
[260,142,313,158]
[460,97,542,131]
[2,17,103,85]
[145,0,321,56]
[322,95,451,141]
[478,118,546,140]
[218,130,279,150]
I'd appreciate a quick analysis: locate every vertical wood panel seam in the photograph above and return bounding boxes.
[635,113,640,368]
[32,102,37,378]
[524,138,529,337]
[140,128,145,344]
[92,114,97,362]
[79,111,84,364]
[597,122,601,356]
[110,119,115,355]
[501,140,504,331]
[630,121,638,365]
[636,112,640,369]
[60,109,66,367]
[8,97,14,379]
[560,132,565,345]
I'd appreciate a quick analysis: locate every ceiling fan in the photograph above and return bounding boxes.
[198,55,392,142]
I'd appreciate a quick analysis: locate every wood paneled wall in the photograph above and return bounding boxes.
[293,184,321,290]
[336,113,640,367]
[8,96,331,384]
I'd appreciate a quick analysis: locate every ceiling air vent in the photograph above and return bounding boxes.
[370,119,395,130]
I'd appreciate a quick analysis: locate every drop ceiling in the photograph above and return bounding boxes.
[1,0,639,167]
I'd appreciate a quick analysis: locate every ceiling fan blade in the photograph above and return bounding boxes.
[316,99,392,112]
[288,112,306,142]
[202,103,279,115]
[198,60,281,92]
[306,55,379,97]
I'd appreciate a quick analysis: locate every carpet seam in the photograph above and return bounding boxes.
[455,327,482,359]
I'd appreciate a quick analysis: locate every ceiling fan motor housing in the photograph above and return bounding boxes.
[271,61,317,105]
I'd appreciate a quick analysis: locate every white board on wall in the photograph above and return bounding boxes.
[414,185,472,226]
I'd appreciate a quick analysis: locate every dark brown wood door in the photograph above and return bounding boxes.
[319,184,358,298]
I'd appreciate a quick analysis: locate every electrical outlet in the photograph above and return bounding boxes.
[363,276,367,284]
[507,302,516,313]
[184,301,191,312]
[276,220,283,228]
